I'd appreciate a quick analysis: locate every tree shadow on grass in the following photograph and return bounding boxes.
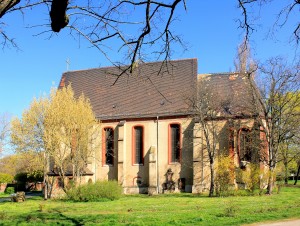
[14,209,120,225]
[13,209,83,225]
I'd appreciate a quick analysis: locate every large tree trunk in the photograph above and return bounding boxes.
[43,175,48,200]
[0,0,20,18]
[209,160,215,197]
[266,137,276,194]
[266,165,274,195]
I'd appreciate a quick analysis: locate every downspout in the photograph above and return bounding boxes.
[94,122,98,183]
[156,116,159,193]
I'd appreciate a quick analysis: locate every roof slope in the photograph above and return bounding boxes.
[60,59,197,120]
[197,73,259,117]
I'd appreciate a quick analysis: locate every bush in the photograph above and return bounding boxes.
[14,172,27,191]
[14,172,27,184]
[0,173,13,184]
[4,187,15,194]
[66,180,122,202]
[27,171,43,183]
[236,163,261,192]
[215,155,234,196]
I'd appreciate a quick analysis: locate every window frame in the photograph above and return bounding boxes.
[102,127,114,166]
[238,127,252,163]
[132,125,144,165]
[168,123,182,164]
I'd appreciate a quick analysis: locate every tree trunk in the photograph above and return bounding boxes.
[209,161,215,197]
[44,179,48,200]
[266,139,276,194]
[284,158,288,185]
[266,166,274,195]
[294,164,300,185]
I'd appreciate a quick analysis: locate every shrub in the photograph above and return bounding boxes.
[27,170,43,183]
[14,172,27,184]
[4,187,15,194]
[237,163,261,192]
[14,172,27,191]
[215,155,234,196]
[66,180,122,202]
[0,173,13,184]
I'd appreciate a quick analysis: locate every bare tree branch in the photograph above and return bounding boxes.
[1,0,186,83]
[239,0,300,44]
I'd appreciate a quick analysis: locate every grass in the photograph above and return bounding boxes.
[0,187,299,225]
[0,192,10,198]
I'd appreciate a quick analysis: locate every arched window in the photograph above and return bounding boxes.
[133,126,144,165]
[169,123,181,163]
[103,127,114,165]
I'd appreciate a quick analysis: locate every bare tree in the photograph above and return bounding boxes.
[248,57,300,194]
[1,0,186,76]
[238,0,300,44]
[234,39,257,73]
[186,76,234,197]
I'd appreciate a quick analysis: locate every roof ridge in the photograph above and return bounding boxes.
[198,72,240,76]
[63,58,198,75]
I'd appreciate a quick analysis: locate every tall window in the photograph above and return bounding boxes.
[133,126,143,164]
[239,128,252,162]
[169,124,181,163]
[103,128,114,165]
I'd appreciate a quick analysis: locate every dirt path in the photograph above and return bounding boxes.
[247,219,300,226]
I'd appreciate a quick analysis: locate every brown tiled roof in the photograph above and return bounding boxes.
[60,59,198,120]
[197,72,259,117]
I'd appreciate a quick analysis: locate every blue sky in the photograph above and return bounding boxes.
[0,1,298,118]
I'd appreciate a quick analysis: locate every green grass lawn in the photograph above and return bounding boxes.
[0,187,299,226]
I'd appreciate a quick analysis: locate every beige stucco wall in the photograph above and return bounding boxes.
[88,116,266,194]
[93,117,194,194]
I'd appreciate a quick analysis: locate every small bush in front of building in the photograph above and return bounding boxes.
[4,187,14,194]
[66,180,122,202]
[236,163,261,193]
[215,155,234,196]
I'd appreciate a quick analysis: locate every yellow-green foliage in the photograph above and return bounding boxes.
[11,85,99,189]
[215,155,233,196]
[0,173,13,183]
[44,85,98,174]
[243,164,260,192]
